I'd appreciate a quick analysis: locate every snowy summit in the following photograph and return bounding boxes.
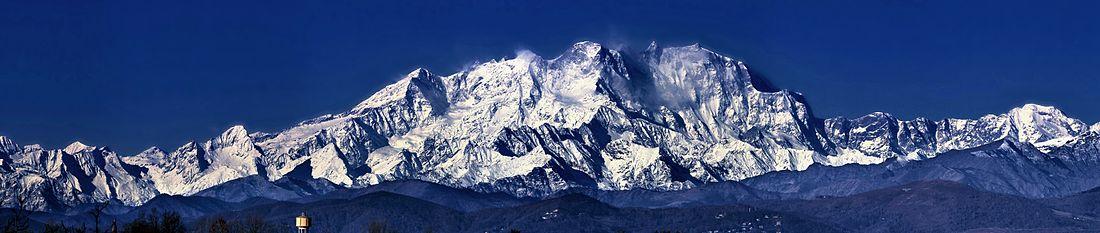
[1,41,1098,211]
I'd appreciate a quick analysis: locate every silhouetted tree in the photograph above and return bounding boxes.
[2,194,30,233]
[89,202,108,233]
[192,215,278,233]
[159,212,184,233]
[122,211,155,233]
[40,223,88,233]
[40,223,65,233]
[240,215,276,233]
[122,209,184,233]
[206,218,229,233]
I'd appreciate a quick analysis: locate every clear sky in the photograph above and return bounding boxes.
[2,0,1098,154]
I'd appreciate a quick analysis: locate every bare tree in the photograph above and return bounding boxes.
[122,209,184,233]
[90,202,108,233]
[241,216,269,233]
[159,211,185,233]
[367,222,390,233]
[207,217,229,233]
[42,222,92,233]
[2,193,30,233]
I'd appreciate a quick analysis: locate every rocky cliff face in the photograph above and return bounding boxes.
[823,104,1088,164]
[0,42,1095,210]
[0,141,158,211]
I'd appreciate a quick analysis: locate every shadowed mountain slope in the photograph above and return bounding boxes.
[752,180,1100,233]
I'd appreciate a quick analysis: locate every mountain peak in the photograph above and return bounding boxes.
[0,136,18,155]
[644,41,662,59]
[124,146,169,165]
[673,43,709,53]
[1007,104,1076,123]
[351,66,448,113]
[1005,104,1086,143]
[180,141,198,149]
[407,68,432,80]
[1010,103,1061,115]
[63,141,92,154]
[353,70,428,111]
[556,41,608,63]
[861,112,895,119]
[217,125,251,143]
[655,43,728,65]
[0,136,14,146]
[1091,123,1100,133]
[140,146,166,156]
[570,41,603,55]
[646,41,659,50]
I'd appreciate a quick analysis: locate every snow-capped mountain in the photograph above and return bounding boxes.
[742,133,1100,199]
[823,103,1089,164]
[121,125,266,195]
[244,41,836,196]
[1,41,1096,211]
[0,141,158,211]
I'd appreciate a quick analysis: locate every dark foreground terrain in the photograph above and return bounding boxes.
[753,180,1100,233]
[6,180,1100,233]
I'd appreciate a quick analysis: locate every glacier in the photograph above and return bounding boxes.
[1,41,1096,211]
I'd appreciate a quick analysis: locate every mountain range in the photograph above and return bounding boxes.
[2,41,1099,214]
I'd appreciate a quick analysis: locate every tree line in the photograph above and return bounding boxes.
[1,194,278,233]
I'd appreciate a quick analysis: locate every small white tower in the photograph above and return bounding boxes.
[295,212,311,233]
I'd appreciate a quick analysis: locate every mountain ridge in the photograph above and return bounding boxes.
[1,41,1096,210]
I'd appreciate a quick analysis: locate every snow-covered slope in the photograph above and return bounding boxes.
[1,41,1097,210]
[743,135,1100,199]
[0,142,158,211]
[237,42,835,197]
[122,126,266,195]
[824,104,1089,164]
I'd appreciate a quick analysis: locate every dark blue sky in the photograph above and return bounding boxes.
[2,0,1098,154]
